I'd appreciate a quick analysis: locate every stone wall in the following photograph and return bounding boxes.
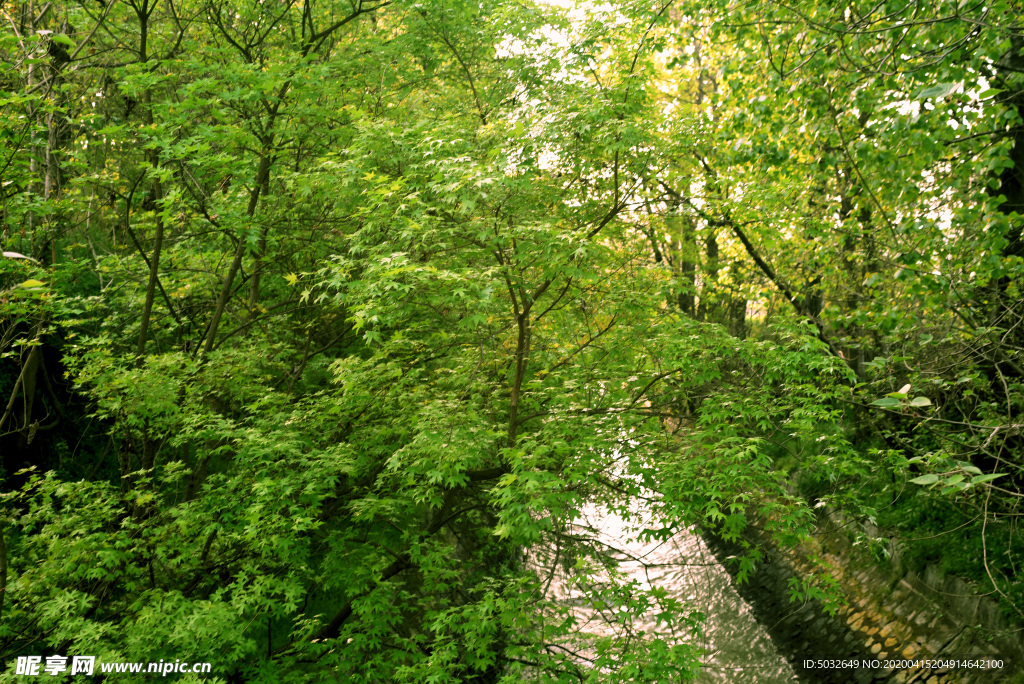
[703,512,1024,683]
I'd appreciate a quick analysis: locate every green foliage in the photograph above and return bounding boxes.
[876,489,1024,619]
[654,0,1024,621]
[1,0,1022,679]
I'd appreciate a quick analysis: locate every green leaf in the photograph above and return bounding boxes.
[957,461,983,475]
[18,279,46,288]
[917,82,958,99]
[970,473,1006,485]
[909,396,932,407]
[871,397,901,408]
[909,474,939,485]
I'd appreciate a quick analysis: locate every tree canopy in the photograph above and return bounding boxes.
[1,0,1022,681]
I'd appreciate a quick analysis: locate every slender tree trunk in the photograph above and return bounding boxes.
[697,230,718,322]
[44,111,60,264]
[673,215,696,316]
[202,153,272,354]
[247,170,272,315]
[136,205,164,355]
[0,521,7,622]
[507,309,532,444]
[135,7,165,356]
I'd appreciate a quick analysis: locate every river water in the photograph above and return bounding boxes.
[539,503,798,682]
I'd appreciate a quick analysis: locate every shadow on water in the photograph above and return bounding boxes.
[701,530,895,683]
[540,504,800,682]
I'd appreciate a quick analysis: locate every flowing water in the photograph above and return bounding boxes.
[540,503,798,682]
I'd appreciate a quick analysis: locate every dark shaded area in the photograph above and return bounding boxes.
[0,337,108,489]
[701,529,891,684]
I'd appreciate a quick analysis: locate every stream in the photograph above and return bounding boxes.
[541,503,799,682]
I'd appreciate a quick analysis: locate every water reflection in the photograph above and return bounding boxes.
[540,503,798,682]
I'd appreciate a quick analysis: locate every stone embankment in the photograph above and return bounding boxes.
[703,512,1023,683]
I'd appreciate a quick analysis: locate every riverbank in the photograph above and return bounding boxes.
[702,513,1023,684]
